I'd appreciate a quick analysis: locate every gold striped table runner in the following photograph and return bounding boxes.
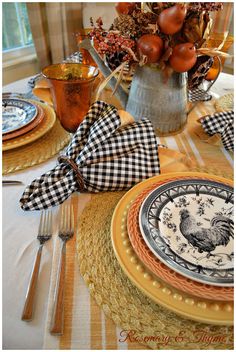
[43,99,233,349]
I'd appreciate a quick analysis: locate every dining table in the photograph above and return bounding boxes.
[2,72,234,350]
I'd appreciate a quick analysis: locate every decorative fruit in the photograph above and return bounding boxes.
[169,43,197,72]
[205,67,220,81]
[137,34,163,63]
[158,4,187,35]
[115,2,135,15]
[205,57,222,81]
[188,55,214,89]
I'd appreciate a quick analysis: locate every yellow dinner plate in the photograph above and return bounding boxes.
[2,101,56,151]
[111,172,233,325]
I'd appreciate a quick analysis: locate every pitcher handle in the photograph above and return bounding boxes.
[187,56,222,115]
[203,56,222,94]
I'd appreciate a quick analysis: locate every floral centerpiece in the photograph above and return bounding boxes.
[84,2,225,135]
[90,3,223,82]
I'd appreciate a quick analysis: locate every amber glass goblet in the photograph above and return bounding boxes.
[42,63,99,133]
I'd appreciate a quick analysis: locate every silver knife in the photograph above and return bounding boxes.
[2,180,23,185]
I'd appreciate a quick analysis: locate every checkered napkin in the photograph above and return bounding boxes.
[20,101,160,210]
[200,110,234,151]
[188,88,212,102]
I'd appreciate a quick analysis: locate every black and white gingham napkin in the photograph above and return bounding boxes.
[200,110,234,151]
[188,88,212,102]
[20,101,160,210]
[63,51,83,63]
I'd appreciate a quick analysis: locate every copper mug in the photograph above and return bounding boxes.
[42,63,99,133]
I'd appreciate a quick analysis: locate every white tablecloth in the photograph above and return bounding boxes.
[2,73,234,349]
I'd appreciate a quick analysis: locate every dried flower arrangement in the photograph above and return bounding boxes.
[89,2,224,86]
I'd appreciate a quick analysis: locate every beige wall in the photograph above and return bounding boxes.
[3,56,39,85]
[82,2,116,29]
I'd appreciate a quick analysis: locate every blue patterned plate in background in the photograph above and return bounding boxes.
[2,99,38,134]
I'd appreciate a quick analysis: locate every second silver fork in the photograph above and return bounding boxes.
[50,204,74,335]
[22,211,52,321]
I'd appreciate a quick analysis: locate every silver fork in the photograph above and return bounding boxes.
[50,204,74,335]
[22,211,52,321]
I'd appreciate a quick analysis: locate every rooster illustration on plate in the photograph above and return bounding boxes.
[139,178,234,286]
[179,209,233,257]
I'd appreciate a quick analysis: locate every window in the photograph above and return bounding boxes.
[3,2,33,51]
[2,2,37,69]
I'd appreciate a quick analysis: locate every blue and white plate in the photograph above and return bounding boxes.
[139,178,234,287]
[2,99,38,134]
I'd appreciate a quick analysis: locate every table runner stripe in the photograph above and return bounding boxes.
[72,195,91,350]
[183,129,205,165]
[59,197,78,349]
[105,315,118,349]
[171,135,186,155]
[58,237,75,349]
[177,134,191,156]
[221,148,233,167]
[164,136,179,150]
[90,296,103,349]
[179,133,199,163]
[43,227,61,349]
[101,312,106,349]
[70,267,91,349]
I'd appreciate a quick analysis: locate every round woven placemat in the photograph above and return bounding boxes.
[77,191,233,350]
[215,93,234,112]
[3,119,71,175]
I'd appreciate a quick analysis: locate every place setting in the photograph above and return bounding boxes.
[2,98,55,150]
[2,2,234,351]
[2,94,71,174]
[111,171,234,326]
[74,172,234,350]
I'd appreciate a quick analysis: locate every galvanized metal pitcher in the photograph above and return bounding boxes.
[80,39,188,135]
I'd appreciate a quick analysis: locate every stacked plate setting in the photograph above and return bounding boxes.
[111,172,234,325]
[2,98,56,151]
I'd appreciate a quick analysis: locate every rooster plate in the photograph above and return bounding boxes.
[139,178,234,286]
